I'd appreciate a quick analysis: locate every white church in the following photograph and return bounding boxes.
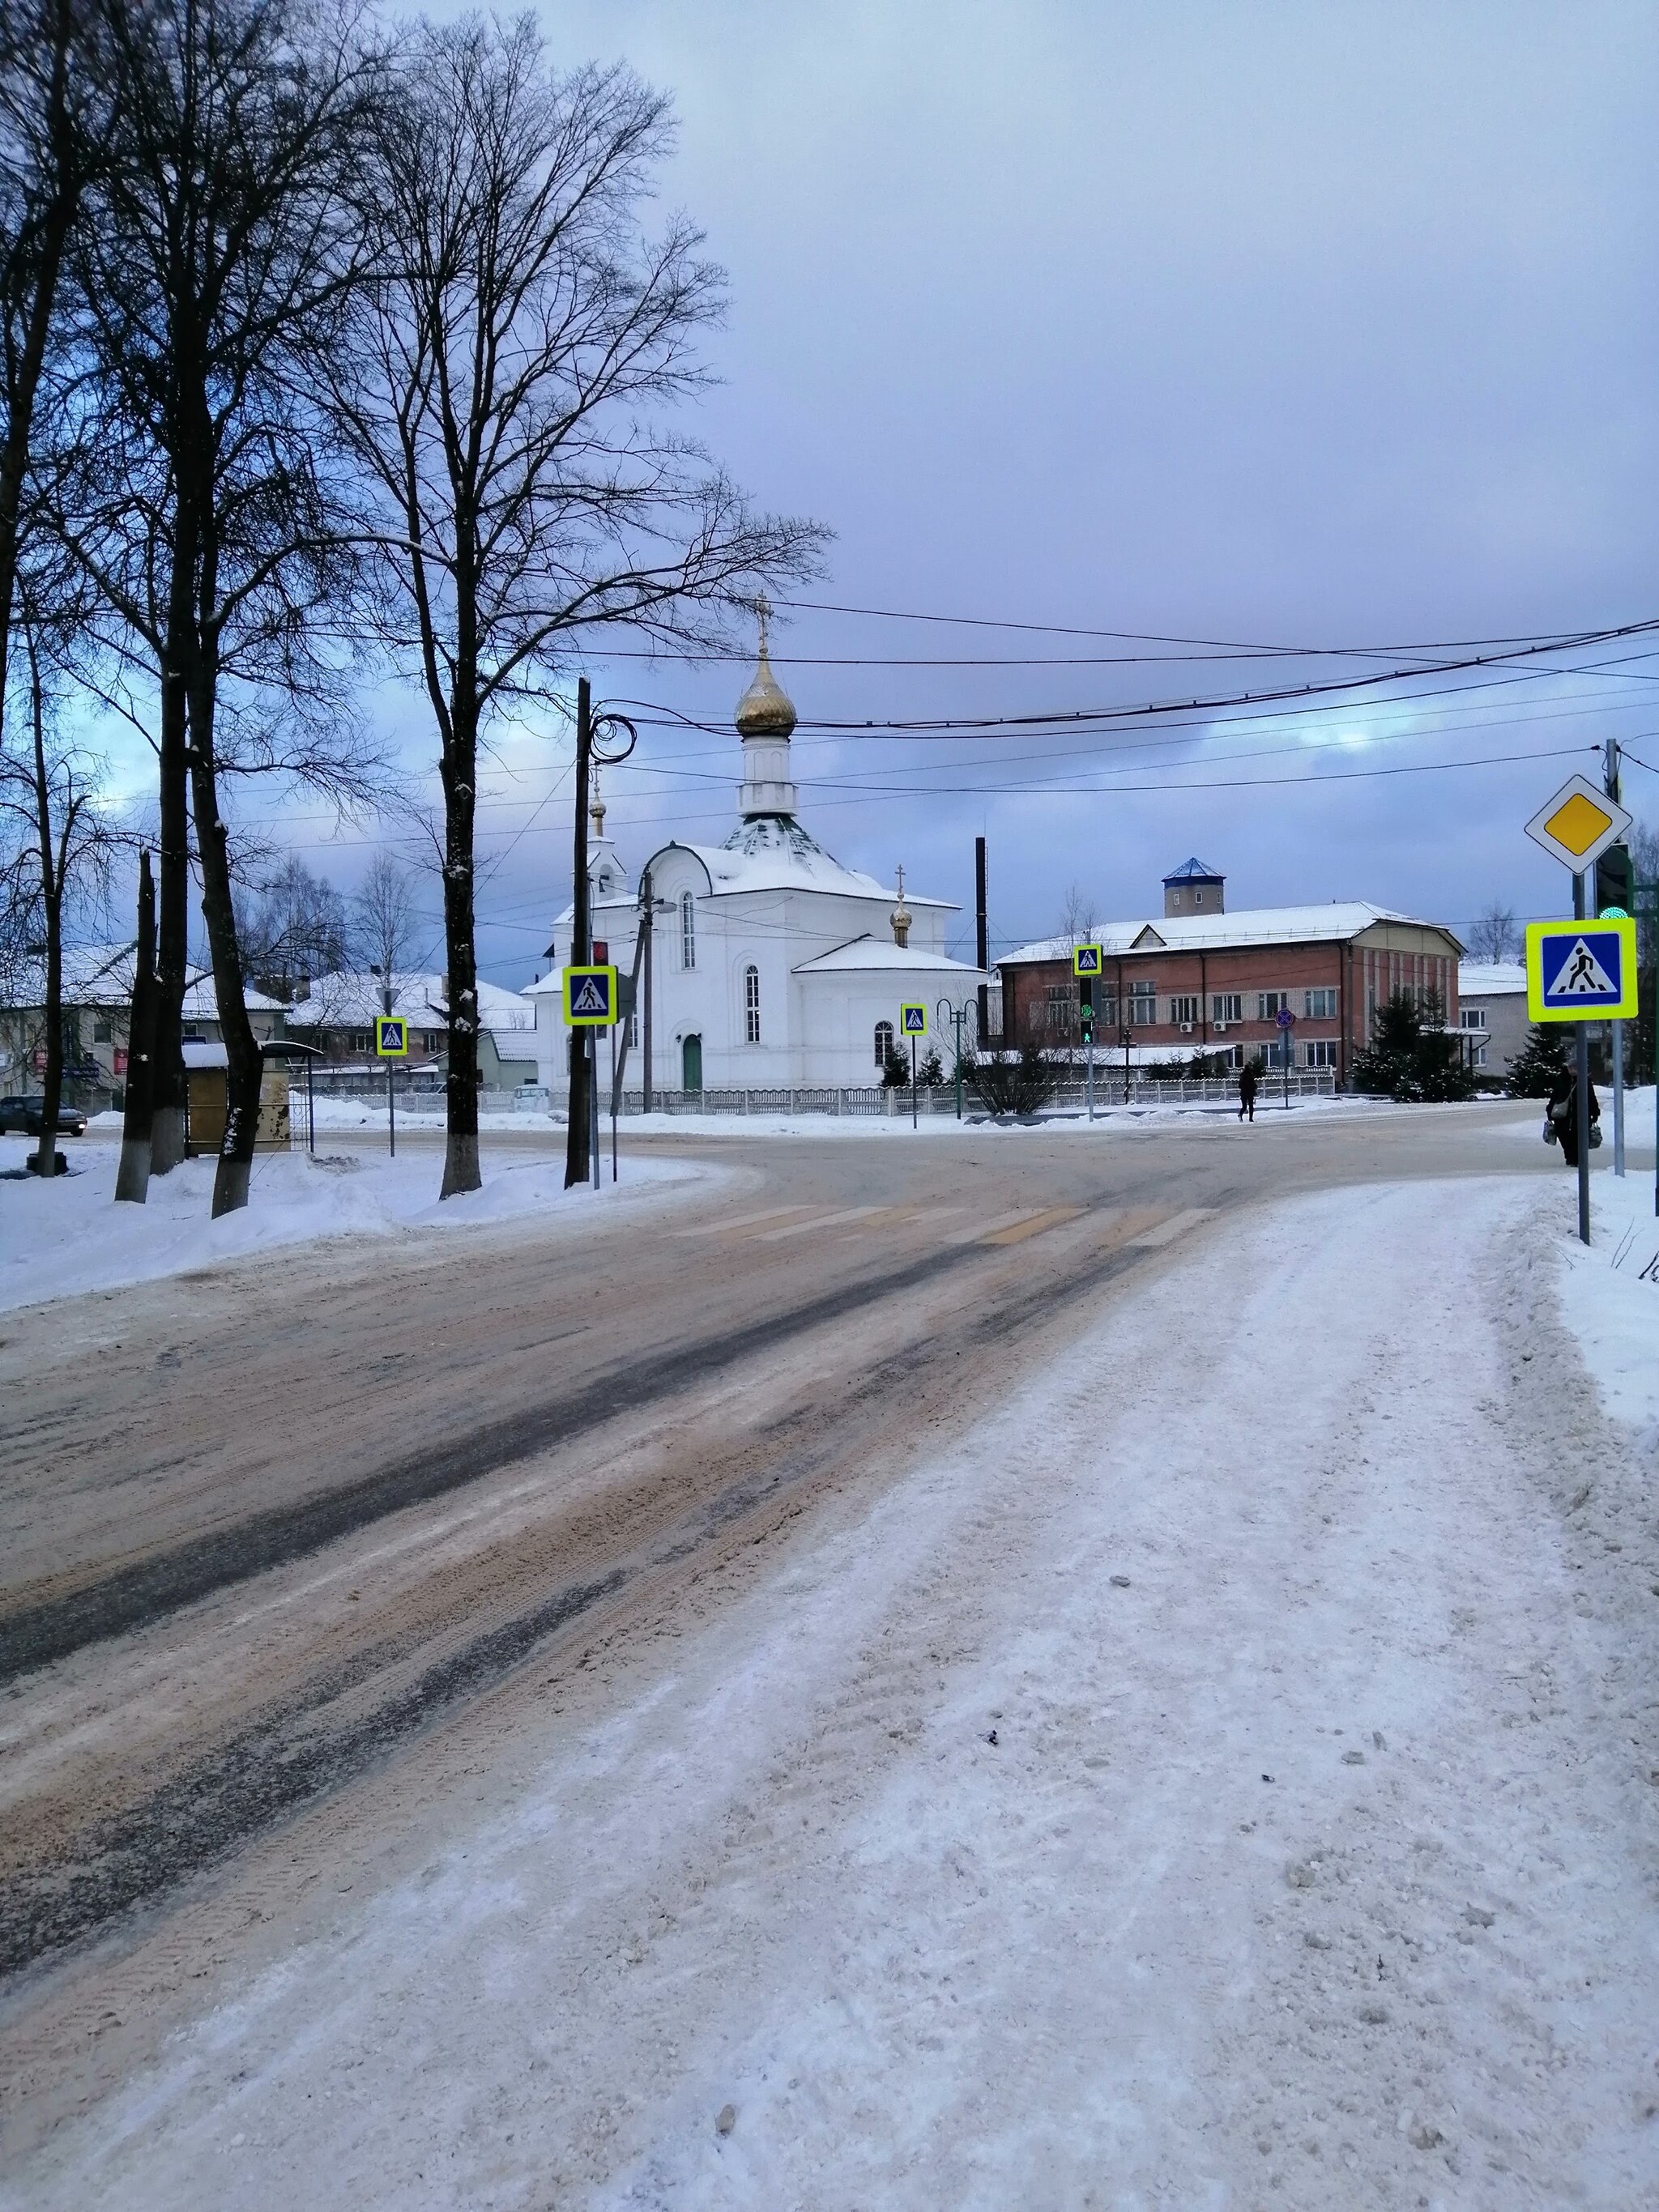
[527,622,987,1096]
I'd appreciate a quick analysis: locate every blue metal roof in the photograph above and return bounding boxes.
[1162,856,1224,884]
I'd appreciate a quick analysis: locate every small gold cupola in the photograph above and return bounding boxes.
[890,863,912,948]
[735,596,800,817]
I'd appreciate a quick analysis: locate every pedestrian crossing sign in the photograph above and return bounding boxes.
[563,964,618,1025]
[1525,916,1637,1021]
[374,1015,408,1058]
[1073,943,1102,978]
[900,1004,928,1036]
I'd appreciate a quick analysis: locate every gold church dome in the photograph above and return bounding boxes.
[734,600,797,738]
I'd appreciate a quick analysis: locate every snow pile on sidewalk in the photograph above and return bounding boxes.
[19,1177,1657,2209]
[1552,1166,1659,1450]
[0,1139,707,1314]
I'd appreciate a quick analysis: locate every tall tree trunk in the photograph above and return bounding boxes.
[115,847,157,1201]
[149,557,194,1174]
[439,695,480,1198]
[26,632,62,1177]
[187,668,260,1217]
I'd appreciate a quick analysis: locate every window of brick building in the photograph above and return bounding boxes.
[1046,983,1077,1029]
[1212,992,1242,1024]
[1304,987,1337,1019]
[1128,982,1156,1025]
[1170,994,1199,1025]
[1258,990,1288,1021]
[1304,1039,1339,1068]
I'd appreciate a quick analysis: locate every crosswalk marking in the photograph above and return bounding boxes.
[979,1204,1083,1247]
[672,1205,816,1238]
[945,1208,1043,1245]
[756,1204,890,1242]
[1127,1206,1215,1249]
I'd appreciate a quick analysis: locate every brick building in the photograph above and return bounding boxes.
[999,860,1464,1086]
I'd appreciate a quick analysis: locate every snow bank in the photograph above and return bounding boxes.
[574,1093,1418,1140]
[0,1137,707,1314]
[1552,1167,1659,1450]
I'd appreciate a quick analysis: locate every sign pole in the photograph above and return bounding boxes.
[1612,1019,1625,1176]
[1573,871,1592,1247]
[589,1029,600,1191]
[1086,1029,1094,1122]
[911,1034,918,1130]
[388,1056,395,1158]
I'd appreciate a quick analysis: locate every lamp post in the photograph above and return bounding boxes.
[564,680,637,1192]
[936,996,976,1119]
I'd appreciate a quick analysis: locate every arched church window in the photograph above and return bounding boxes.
[744,964,761,1044]
[680,891,696,971]
[874,1020,893,1069]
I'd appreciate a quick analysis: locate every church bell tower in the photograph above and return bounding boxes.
[734,598,800,819]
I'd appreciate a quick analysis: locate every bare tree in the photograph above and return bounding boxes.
[0,0,112,746]
[1057,884,1098,951]
[1465,901,1518,964]
[333,15,826,1197]
[66,0,386,1212]
[1631,820,1657,975]
[0,602,119,1175]
[237,855,349,1002]
[354,850,417,1012]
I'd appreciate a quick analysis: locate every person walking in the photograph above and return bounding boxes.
[1545,1067,1601,1166]
[1238,1060,1258,1123]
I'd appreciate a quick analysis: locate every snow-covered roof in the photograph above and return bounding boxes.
[284,971,534,1034]
[792,936,987,978]
[0,942,285,1017]
[1003,902,1458,964]
[650,817,953,908]
[1457,961,1528,997]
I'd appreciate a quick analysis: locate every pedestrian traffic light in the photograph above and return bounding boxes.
[1078,976,1094,1038]
[1595,840,1632,918]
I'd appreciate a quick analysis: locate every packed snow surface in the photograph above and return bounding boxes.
[12,1175,1657,2208]
[0,1136,707,1313]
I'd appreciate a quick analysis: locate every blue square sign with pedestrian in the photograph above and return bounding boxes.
[1525,917,1637,1021]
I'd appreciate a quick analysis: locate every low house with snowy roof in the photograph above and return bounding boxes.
[0,943,286,1104]
[999,861,1465,1086]
[528,619,987,1096]
[281,971,536,1090]
[1455,961,1529,1080]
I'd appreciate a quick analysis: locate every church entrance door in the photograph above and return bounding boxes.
[681,1034,702,1093]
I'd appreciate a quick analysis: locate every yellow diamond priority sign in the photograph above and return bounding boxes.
[1523,774,1631,874]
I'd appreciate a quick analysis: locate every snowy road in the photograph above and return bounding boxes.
[3,1160,1656,2208]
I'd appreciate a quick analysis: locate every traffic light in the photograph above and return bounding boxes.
[1078,976,1094,1038]
[1595,841,1633,917]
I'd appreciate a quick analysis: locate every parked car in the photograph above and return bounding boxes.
[0,1095,88,1136]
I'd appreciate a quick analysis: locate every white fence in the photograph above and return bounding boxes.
[606,1071,1337,1117]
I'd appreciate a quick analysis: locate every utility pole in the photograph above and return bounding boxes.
[975,837,990,1048]
[1573,867,1592,1247]
[564,678,592,1190]
[1605,736,1626,1177]
[639,867,655,1115]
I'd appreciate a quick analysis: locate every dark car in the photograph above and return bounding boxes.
[0,1095,88,1136]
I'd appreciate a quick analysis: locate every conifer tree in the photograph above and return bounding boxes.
[1504,1023,1572,1098]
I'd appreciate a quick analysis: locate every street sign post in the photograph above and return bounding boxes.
[900,1004,927,1128]
[1522,775,1636,1247]
[1276,1004,1295,1110]
[375,1014,407,1157]
[1074,945,1102,1121]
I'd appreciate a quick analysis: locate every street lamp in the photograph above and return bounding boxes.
[936,995,977,1119]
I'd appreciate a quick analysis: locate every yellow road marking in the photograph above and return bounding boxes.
[979,1204,1083,1247]
[1128,1206,1216,1249]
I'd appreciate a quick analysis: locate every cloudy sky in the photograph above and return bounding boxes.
[270,2,1659,978]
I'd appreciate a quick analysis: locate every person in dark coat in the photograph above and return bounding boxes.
[1546,1068,1600,1166]
[1238,1062,1258,1122]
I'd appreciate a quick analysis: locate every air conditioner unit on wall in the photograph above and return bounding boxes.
[1213,1022,1228,1034]
[1179,1022,1194,1034]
